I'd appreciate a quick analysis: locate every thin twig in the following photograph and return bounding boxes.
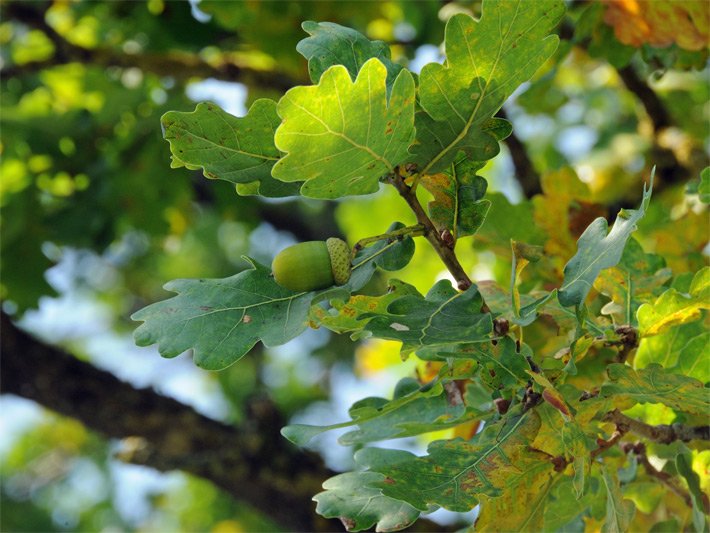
[604,409,710,444]
[388,169,474,291]
[623,442,709,514]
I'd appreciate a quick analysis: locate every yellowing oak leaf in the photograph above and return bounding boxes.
[602,0,709,51]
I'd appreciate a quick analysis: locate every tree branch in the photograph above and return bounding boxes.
[496,108,542,198]
[623,442,710,514]
[604,409,710,444]
[2,2,302,92]
[388,170,473,291]
[0,313,456,532]
[0,312,337,532]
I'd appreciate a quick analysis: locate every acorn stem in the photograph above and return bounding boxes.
[350,224,426,262]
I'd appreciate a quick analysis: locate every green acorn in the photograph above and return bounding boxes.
[272,238,351,292]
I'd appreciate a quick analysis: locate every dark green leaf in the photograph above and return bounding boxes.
[359,410,541,512]
[161,101,301,198]
[297,21,404,92]
[314,472,420,532]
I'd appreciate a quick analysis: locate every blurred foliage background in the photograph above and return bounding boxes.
[1,0,708,531]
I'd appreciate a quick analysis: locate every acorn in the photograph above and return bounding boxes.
[272,238,351,292]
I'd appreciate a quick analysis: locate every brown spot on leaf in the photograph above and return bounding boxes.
[242,314,252,324]
[383,476,396,485]
[542,389,572,418]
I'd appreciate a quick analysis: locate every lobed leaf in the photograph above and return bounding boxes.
[161,100,300,197]
[558,175,653,307]
[635,321,709,383]
[359,279,493,358]
[359,410,541,512]
[314,471,420,532]
[600,363,710,416]
[410,0,564,173]
[282,377,481,447]
[594,237,671,327]
[297,21,404,91]
[272,58,415,198]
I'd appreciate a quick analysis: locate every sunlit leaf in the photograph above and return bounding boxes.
[637,267,710,337]
[635,321,709,383]
[602,0,709,51]
[410,1,564,173]
[272,58,415,198]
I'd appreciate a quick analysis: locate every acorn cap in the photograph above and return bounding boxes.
[326,238,351,285]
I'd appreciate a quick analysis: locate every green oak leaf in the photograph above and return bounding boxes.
[594,237,671,327]
[296,21,404,92]
[359,410,541,512]
[600,464,636,533]
[635,321,708,383]
[281,377,481,446]
[131,258,314,370]
[410,1,564,174]
[637,266,709,337]
[132,250,394,370]
[161,100,301,198]
[359,279,493,357]
[420,154,490,241]
[314,472,420,532]
[600,363,710,416]
[272,58,415,199]
[558,175,653,307]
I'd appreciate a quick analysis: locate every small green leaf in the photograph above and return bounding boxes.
[600,363,710,416]
[297,21,404,92]
[559,174,653,307]
[600,464,636,533]
[314,472,420,532]
[359,410,541,512]
[272,58,415,199]
[420,155,490,241]
[453,337,529,389]
[161,100,301,198]
[410,1,564,173]
[637,266,710,337]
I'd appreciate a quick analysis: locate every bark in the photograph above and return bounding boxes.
[0,312,336,532]
[0,313,455,532]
